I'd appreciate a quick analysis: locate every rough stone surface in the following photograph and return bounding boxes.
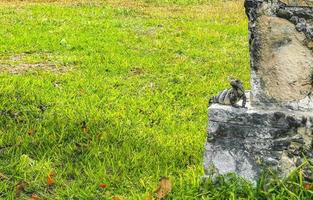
[246,0,313,110]
[280,0,313,7]
[204,94,313,183]
[277,3,313,41]
[254,16,313,102]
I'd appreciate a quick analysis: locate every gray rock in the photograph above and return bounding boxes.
[204,93,313,183]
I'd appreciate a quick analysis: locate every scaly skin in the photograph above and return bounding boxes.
[209,79,246,108]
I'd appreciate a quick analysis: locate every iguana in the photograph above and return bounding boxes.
[209,79,247,108]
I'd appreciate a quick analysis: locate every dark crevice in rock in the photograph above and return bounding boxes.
[209,119,292,129]
[277,3,313,40]
[245,0,263,71]
[310,70,313,85]
[278,1,313,19]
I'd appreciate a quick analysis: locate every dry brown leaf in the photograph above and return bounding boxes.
[154,177,172,199]
[47,172,55,186]
[15,181,27,197]
[99,183,108,189]
[29,193,39,200]
[112,196,120,200]
[28,129,34,136]
[304,183,312,190]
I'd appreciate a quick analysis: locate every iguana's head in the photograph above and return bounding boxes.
[229,79,244,90]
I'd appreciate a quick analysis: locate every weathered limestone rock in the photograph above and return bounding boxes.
[247,0,313,110]
[255,16,313,103]
[204,95,313,182]
[280,0,313,7]
[204,0,313,183]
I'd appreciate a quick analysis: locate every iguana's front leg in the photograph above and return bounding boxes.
[229,92,239,108]
[231,103,240,108]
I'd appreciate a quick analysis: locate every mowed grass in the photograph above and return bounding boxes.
[0,0,278,199]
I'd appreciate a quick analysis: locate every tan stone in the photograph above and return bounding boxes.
[256,16,313,102]
[307,40,313,49]
[280,0,313,7]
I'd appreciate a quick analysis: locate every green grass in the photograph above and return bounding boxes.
[0,0,311,199]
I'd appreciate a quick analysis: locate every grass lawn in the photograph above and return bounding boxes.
[0,0,311,199]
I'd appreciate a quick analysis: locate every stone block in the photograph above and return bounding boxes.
[246,0,313,110]
[204,94,313,182]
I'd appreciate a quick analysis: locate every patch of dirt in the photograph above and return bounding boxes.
[0,52,70,74]
[0,0,245,21]
[130,67,145,75]
[105,0,245,20]
[0,63,68,74]
[0,0,103,7]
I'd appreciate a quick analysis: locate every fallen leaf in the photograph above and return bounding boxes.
[155,177,172,199]
[29,193,39,200]
[16,181,27,197]
[112,196,120,200]
[304,183,312,190]
[47,172,55,186]
[99,183,108,189]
